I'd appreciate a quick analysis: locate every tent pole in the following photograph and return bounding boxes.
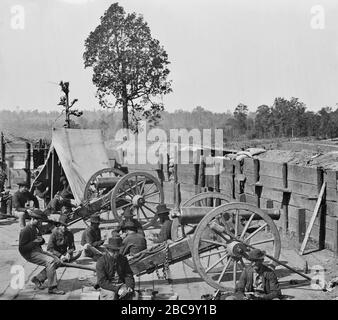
[51,149,54,201]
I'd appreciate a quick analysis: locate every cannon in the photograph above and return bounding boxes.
[125,200,285,293]
[68,168,164,229]
[66,192,310,294]
[170,192,281,271]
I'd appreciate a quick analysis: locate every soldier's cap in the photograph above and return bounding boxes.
[247,249,265,261]
[156,204,170,215]
[90,215,101,224]
[28,209,48,221]
[60,176,67,183]
[122,220,137,231]
[17,181,29,187]
[104,235,123,251]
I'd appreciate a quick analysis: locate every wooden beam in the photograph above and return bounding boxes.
[297,208,306,245]
[299,182,326,255]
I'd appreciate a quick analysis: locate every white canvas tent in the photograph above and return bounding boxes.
[32,128,111,204]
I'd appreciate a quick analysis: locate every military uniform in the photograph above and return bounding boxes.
[121,232,147,256]
[47,227,75,257]
[152,219,172,243]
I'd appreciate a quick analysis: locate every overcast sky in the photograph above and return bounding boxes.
[0,0,337,113]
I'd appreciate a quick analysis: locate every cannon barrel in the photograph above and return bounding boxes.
[95,177,120,188]
[177,207,281,225]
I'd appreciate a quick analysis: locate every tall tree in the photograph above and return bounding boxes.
[83,3,172,132]
[233,103,248,134]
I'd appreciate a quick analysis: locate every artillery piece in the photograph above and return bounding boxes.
[66,188,311,294]
[68,169,164,229]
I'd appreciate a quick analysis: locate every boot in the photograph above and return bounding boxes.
[48,287,65,295]
[31,276,44,290]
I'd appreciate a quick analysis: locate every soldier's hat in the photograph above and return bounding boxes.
[122,220,137,232]
[104,235,123,251]
[17,181,29,187]
[60,176,67,183]
[123,207,134,218]
[28,209,47,221]
[247,249,265,261]
[156,204,170,215]
[90,215,101,224]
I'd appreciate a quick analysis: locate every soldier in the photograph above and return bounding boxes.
[226,249,282,300]
[47,215,76,262]
[96,234,135,300]
[81,215,106,260]
[13,182,40,229]
[150,204,172,243]
[117,207,145,237]
[18,209,65,295]
[120,220,147,257]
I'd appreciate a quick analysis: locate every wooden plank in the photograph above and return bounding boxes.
[222,159,235,174]
[299,182,326,255]
[334,218,338,256]
[288,164,318,185]
[177,164,196,184]
[259,160,284,178]
[324,170,338,190]
[128,164,159,171]
[243,158,255,173]
[297,208,306,244]
[163,182,174,205]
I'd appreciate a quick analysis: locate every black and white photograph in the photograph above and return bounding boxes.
[1,0,338,307]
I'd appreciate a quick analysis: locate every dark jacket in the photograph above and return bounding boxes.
[235,265,282,300]
[81,226,102,247]
[118,218,145,236]
[13,190,39,211]
[19,224,45,259]
[153,219,172,243]
[96,253,135,293]
[121,233,147,256]
[47,227,75,257]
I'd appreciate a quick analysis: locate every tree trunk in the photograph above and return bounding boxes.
[122,98,128,129]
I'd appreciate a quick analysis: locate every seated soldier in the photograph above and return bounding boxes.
[150,204,172,243]
[227,249,282,300]
[81,214,106,260]
[120,220,147,257]
[47,215,76,262]
[96,234,135,300]
[59,176,74,200]
[13,182,40,229]
[18,209,64,295]
[117,207,145,237]
[33,180,50,208]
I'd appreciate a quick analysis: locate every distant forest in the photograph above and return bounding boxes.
[1,96,338,143]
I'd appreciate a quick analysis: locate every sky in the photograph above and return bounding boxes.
[0,0,338,113]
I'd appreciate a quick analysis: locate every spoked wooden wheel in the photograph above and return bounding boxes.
[171,192,231,269]
[191,202,281,292]
[111,171,164,229]
[83,168,125,202]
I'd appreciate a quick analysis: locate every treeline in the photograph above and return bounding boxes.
[231,97,338,140]
[0,97,338,142]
